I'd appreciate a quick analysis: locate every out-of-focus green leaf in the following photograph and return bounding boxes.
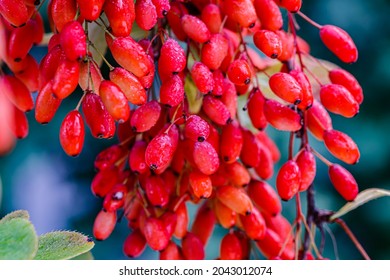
[70,251,94,260]
[0,210,30,223]
[330,188,390,221]
[89,20,108,67]
[34,231,94,260]
[185,76,202,114]
[0,217,38,260]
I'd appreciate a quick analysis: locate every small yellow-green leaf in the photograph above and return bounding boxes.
[34,231,94,260]
[0,217,38,260]
[89,21,108,68]
[0,210,30,223]
[330,188,390,221]
[185,76,202,114]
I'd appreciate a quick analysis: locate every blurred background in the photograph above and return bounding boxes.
[1,0,390,259]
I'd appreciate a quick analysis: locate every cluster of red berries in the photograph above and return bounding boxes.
[0,0,363,260]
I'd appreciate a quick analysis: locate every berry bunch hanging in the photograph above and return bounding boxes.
[0,0,368,260]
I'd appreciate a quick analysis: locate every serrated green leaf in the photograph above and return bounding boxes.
[34,231,94,260]
[0,217,38,260]
[70,251,94,260]
[0,210,30,223]
[330,188,390,221]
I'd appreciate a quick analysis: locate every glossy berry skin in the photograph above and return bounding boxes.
[77,0,105,21]
[0,0,29,27]
[295,149,316,191]
[276,0,302,13]
[143,217,170,251]
[202,95,231,126]
[193,140,220,175]
[220,121,243,163]
[59,110,85,157]
[320,25,358,63]
[7,21,35,62]
[220,232,243,260]
[216,185,253,215]
[11,106,28,139]
[130,100,161,132]
[103,184,127,212]
[160,241,182,260]
[240,207,267,240]
[191,62,214,94]
[323,129,360,165]
[60,20,87,61]
[184,115,210,142]
[123,230,146,258]
[269,72,303,105]
[276,160,301,201]
[103,0,135,37]
[1,75,34,112]
[248,180,282,217]
[159,75,185,107]
[328,164,358,201]
[227,60,252,86]
[99,80,130,123]
[135,0,157,31]
[223,0,257,28]
[329,69,363,104]
[95,145,127,171]
[109,67,146,106]
[253,30,282,59]
[35,81,62,124]
[81,92,116,139]
[52,58,80,99]
[320,84,359,118]
[191,203,216,246]
[263,99,302,131]
[201,4,222,34]
[110,37,154,78]
[93,210,117,241]
[201,34,229,70]
[181,15,211,43]
[158,39,186,79]
[50,0,77,32]
[189,170,213,199]
[143,175,169,207]
[182,233,205,260]
[253,0,283,31]
[306,100,333,141]
[247,89,267,130]
[289,70,313,110]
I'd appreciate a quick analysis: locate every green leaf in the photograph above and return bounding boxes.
[34,231,94,260]
[330,188,390,221]
[89,21,108,68]
[0,210,30,223]
[184,76,202,114]
[70,251,94,260]
[0,217,38,260]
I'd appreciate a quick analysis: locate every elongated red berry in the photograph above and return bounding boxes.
[201,4,222,34]
[247,88,267,130]
[254,30,282,59]
[52,58,80,99]
[103,184,127,212]
[103,0,135,37]
[11,106,28,139]
[323,129,360,164]
[254,143,274,180]
[182,232,205,260]
[184,115,210,142]
[223,0,257,28]
[191,62,214,94]
[329,68,363,104]
[7,20,35,62]
[99,80,130,123]
[248,180,282,217]
[216,185,253,215]
[35,81,62,124]
[60,20,87,61]
[0,0,29,27]
[158,38,186,79]
[109,67,146,106]
[320,84,359,118]
[191,203,216,246]
[82,91,116,139]
[130,100,161,132]
[227,60,252,86]
[135,0,157,30]
[193,140,220,175]
[51,0,77,32]
[110,37,154,78]
[220,121,243,163]
[214,199,236,228]
[189,169,213,198]
[59,110,85,156]
[289,70,313,110]
[202,95,231,126]
[306,100,333,140]
[123,230,146,258]
[276,0,302,12]
[93,210,117,241]
[269,72,303,104]
[160,75,185,107]
[143,175,169,207]
[276,160,301,201]
[1,75,34,112]
[143,217,170,251]
[95,145,127,171]
[263,99,302,131]
[181,15,211,43]
[160,241,182,260]
[240,207,266,240]
[295,149,316,191]
[328,164,358,201]
[77,0,105,21]
[201,34,229,70]
[320,25,358,63]
[253,0,283,31]
[220,231,243,260]
[166,2,188,41]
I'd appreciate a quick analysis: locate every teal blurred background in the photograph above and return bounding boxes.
[1,0,390,259]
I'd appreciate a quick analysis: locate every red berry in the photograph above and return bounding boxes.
[276,160,301,201]
[123,230,146,258]
[77,0,105,21]
[220,231,243,260]
[130,100,161,132]
[181,232,205,260]
[135,0,157,31]
[159,75,185,107]
[184,115,210,142]
[59,110,85,156]
[323,129,360,165]
[254,30,282,59]
[289,70,314,110]
[181,15,211,43]
[129,140,148,174]
[99,80,130,123]
[306,100,333,140]
[269,72,303,104]
[253,0,283,31]
[35,81,62,124]
[1,75,34,112]
[263,99,302,131]
[191,62,214,94]
[51,0,77,32]
[60,20,87,61]
[103,0,135,37]
[216,185,253,215]
[143,175,169,207]
[52,58,80,99]
[189,169,213,199]
[93,210,117,241]
[276,0,302,13]
[320,84,359,118]
[103,184,127,212]
[227,60,252,86]
[320,25,358,63]
[201,34,229,70]
[295,149,316,191]
[201,4,222,34]
[0,0,29,27]
[143,217,170,251]
[220,121,243,163]
[247,88,267,130]
[329,68,363,104]
[328,164,358,201]
[191,203,216,246]
[193,140,220,175]
[248,180,282,217]
[223,0,257,28]
[240,207,267,240]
